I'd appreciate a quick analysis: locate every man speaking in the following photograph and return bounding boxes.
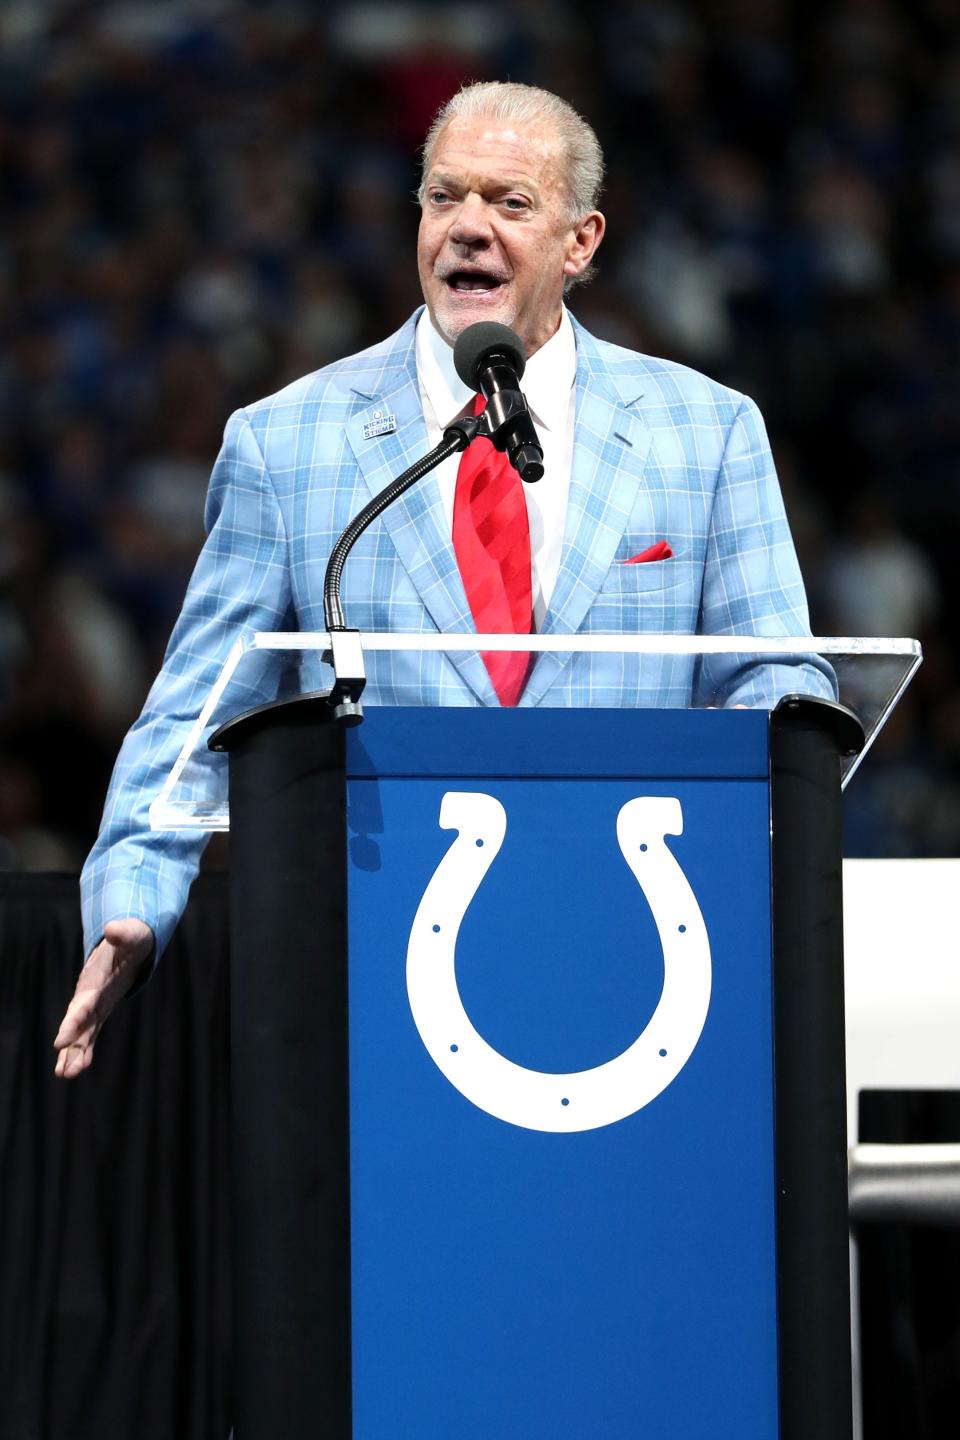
[54,81,827,1078]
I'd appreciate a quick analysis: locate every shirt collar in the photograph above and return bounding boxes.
[415,307,577,433]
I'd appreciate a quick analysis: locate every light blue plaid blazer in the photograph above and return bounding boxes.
[82,309,830,957]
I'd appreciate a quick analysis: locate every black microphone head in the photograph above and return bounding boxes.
[453,322,526,389]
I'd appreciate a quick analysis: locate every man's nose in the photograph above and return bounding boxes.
[449,192,493,246]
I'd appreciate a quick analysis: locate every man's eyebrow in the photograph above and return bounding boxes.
[426,170,541,198]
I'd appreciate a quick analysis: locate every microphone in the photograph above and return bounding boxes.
[453,322,545,482]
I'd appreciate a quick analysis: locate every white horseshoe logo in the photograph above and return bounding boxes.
[406,792,712,1133]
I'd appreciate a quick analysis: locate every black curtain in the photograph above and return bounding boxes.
[0,874,231,1440]
[858,1091,960,1440]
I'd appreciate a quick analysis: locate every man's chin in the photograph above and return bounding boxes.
[430,293,515,346]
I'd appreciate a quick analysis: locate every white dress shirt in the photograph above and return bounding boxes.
[415,308,577,626]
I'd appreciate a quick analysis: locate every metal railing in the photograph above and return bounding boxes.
[849,1143,960,1225]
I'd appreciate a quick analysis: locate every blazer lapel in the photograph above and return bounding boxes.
[521,322,653,707]
[343,321,495,704]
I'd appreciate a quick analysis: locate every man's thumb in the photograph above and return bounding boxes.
[102,918,153,956]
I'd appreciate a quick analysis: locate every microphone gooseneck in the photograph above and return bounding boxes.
[453,323,544,483]
[321,321,542,723]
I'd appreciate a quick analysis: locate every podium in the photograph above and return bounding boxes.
[151,632,920,1440]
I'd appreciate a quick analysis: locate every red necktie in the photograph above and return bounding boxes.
[453,395,533,706]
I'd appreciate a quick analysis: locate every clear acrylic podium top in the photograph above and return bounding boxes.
[148,631,921,831]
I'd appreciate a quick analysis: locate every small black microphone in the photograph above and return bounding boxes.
[453,322,545,482]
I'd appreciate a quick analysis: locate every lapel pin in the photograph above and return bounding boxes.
[363,410,398,440]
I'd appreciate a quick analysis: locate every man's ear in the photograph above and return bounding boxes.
[563,210,606,279]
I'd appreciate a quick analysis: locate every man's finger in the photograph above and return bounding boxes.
[53,996,98,1050]
[54,986,112,1052]
[56,1041,95,1079]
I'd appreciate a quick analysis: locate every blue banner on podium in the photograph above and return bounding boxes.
[345,708,778,1439]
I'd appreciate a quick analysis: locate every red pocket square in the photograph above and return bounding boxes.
[624,540,673,564]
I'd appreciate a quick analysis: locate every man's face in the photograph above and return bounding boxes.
[417,115,603,358]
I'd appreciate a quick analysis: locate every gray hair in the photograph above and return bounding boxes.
[419,81,605,223]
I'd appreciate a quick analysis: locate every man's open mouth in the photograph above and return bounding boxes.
[444,271,506,293]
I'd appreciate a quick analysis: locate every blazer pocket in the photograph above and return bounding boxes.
[583,557,701,635]
[599,557,693,596]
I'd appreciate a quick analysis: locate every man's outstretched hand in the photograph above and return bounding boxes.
[53,918,155,1079]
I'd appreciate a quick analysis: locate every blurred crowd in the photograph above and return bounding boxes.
[2,0,960,868]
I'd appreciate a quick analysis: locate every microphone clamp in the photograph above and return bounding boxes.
[475,389,544,483]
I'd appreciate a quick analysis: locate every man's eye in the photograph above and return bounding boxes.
[503,196,529,211]
[429,191,454,206]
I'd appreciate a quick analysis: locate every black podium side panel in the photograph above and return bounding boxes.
[222,700,350,1440]
[771,707,855,1440]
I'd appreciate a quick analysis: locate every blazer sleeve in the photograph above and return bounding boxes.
[696,395,836,707]
[80,408,294,965]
